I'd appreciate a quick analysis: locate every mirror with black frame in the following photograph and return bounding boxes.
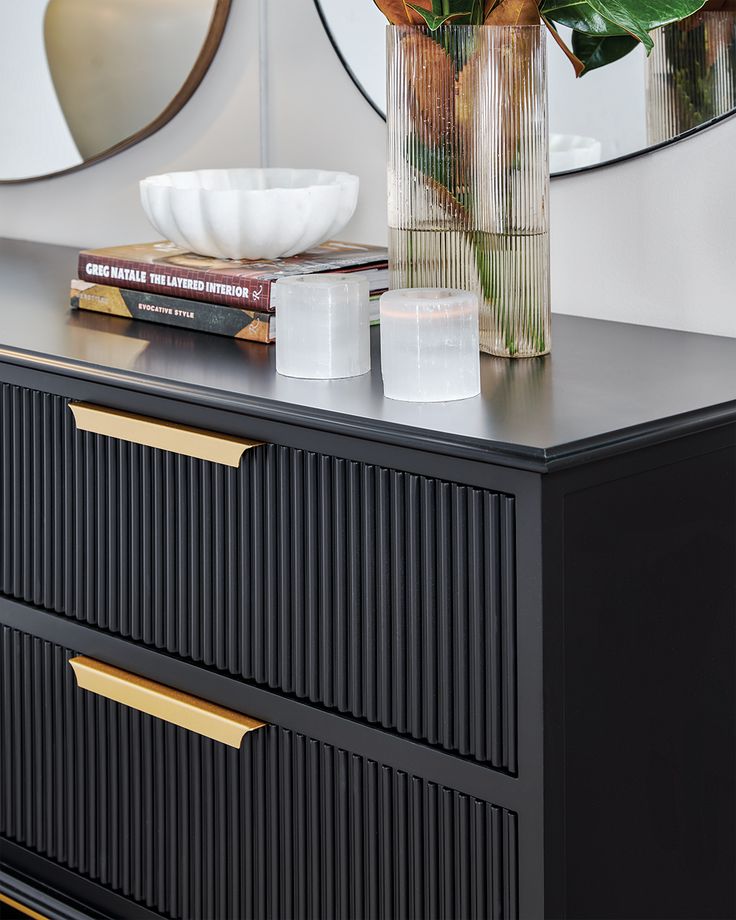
[0,0,231,183]
[315,0,736,173]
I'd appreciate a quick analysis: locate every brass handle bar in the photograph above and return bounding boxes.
[0,893,50,920]
[69,656,266,748]
[69,402,263,467]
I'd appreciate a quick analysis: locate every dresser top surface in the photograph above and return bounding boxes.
[2,237,736,471]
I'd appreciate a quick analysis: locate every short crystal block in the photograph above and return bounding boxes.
[380,287,480,402]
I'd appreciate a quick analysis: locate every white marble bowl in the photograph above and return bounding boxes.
[139,168,360,260]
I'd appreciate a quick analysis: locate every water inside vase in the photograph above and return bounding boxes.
[389,226,550,358]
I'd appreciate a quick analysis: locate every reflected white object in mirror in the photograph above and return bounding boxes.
[0,0,228,182]
[549,134,603,172]
[44,0,217,161]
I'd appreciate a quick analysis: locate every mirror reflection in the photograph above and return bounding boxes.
[317,0,736,172]
[0,0,223,182]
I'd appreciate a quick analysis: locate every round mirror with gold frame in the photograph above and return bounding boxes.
[0,0,231,184]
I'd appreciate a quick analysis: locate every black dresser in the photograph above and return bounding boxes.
[1,239,735,920]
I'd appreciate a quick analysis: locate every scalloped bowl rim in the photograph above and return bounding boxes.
[138,168,360,260]
[140,168,360,195]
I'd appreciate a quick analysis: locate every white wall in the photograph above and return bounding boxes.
[265,1,386,250]
[0,0,734,337]
[550,115,736,337]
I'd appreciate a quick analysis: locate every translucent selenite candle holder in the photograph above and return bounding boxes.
[380,288,480,402]
[274,273,371,379]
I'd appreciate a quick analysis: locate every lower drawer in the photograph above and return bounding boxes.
[0,626,519,920]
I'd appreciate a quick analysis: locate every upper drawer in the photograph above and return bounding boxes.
[0,625,519,920]
[0,383,517,772]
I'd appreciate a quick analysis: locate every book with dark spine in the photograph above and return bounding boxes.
[71,280,275,343]
[78,240,388,311]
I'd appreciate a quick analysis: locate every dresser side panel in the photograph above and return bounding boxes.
[560,443,736,919]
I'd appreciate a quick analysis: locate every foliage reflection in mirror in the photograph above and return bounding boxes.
[646,7,736,142]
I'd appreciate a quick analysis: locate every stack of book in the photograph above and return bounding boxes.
[71,240,389,343]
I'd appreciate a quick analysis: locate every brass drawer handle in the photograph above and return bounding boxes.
[69,402,262,467]
[0,893,49,920]
[69,656,266,748]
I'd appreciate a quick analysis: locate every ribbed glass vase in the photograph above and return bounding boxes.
[387,24,550,358]
[646,13,736,145]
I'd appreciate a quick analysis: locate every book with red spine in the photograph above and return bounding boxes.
[78,240,388,311]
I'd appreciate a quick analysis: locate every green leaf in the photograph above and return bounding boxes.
[541,0,641,41]
[404,134,472,219]
[539,0,617,34]
[451,0,487,21]
[587,0,652,46]
[406,1,468,26]
[541,0,706,51]
[571,29,639,71]
[444,0,483,13]
[404,0,489,25]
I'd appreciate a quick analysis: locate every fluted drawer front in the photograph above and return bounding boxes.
[0,626,519,920]
[0,383,517,771]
